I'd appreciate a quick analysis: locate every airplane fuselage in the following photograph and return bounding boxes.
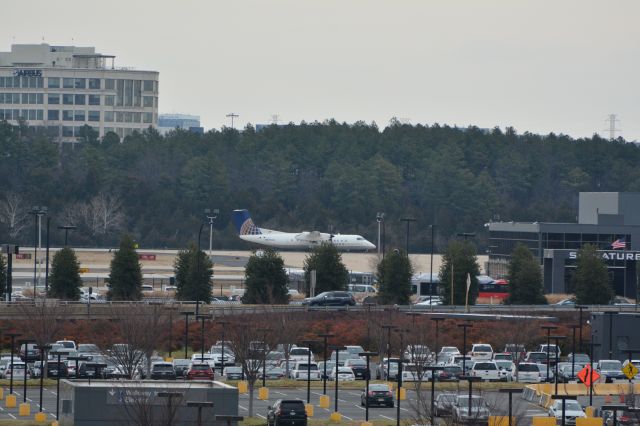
[239,231,375,251]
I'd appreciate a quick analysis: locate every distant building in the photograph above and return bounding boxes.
[158,113,203,134]
[0,43,159,142]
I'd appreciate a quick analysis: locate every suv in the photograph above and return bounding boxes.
[344,358,369,380]
[20,343,40,362]
[290,361,321,380]
[186,362,214,381]
[453,395,490,424]
[470,361,500,381]
[597,360,625,382]
[302,291,356,306]
[150,362,176,380]
[470,344,494,361]
[267,399,308,426]
[46,361,68,378]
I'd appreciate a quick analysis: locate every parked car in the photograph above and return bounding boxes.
[437,364,463,382]
[434,393,457,417]
[361,383,394,408]
[289,347,313,363]
[191,353,216,368]
[512,362,542,383]
[260,366,286,380]
[19,343,40,362]
[290,361,321,381]
[5,362,28,379]
[376,358,399,380]
[224,366,244,380]
[302,291,356,307]
[566,353,590,366]
[470,361,500,381]
[453,395,491,424]
[404,345,431,363]
[495,360,514,381]
[557,364,580,383]
[317,361,335,379]
[77,344,100,354]
[503,344,527,361]
[470,344,494,361]
[537,344,561,362]
[186,362,214,381]
[344,345,365,358]
[553,298,576,306]
[173,359,190,378]
[525,352,548,364]
[330,366,355,381]
[46,361,68,378]
[597,360,625,382]
[55,340,77,350]
[267,399,307,426]
[150,362,176,380]
[343,358,369,380]
[548,399,586,425]
[402,363,431,382]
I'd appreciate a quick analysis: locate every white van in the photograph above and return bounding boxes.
[348,284,377,294]
[290,361,321,380]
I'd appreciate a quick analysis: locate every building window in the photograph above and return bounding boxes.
[105,79,114,90]
[48,94,60,105]
[133,80,141,107]
[105,95,114,106]
[46,126,60,138]
[88,78,101,90]
[116,79,124,107]
[48,77,60,89]
[143,80,154,92]
[36,110,43,120]
[88,111,100,122]
[104,111,114,122]
[63,78,74,89]
[48,110,59,121]
[116,111,124,122]
[88,94,100,106]
[143,112,153,123]
[29,93,37,104]
[36,94,43,104]
[28,110,36,120]
[63,94,74,105]
[74,110,85,121]
[74,94,86,105]
[62,126,73,137]
[143,96,153,107]
[62,110,74,121]
[124,79,133,107]
[124,111,133,123]
[21,94,28,104]
[133,112,141,123]
[74,78,86,89]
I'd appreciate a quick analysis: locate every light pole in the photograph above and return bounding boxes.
[602,404,628,426]
[400,217,416,255]
[257,327,271,388]
[6,332,21,395]
[196,314,211,362]
[575,305,587,352]
[318,332,334,395]
[429,224,435,307]
[57,225,76,246]
[550,335,566,394]
[44,217,50,294]
[301,340,318,404]
[329,345,346,415]
[431,317,444,365]
[499,388,523,426]
[376,213,384,257]
[425,365,443,425]
[205,208,219,257]
[569,325,579,379]
[587,341,601,406]
[181,311,194,359]
[458,322,473,374]
[51,350,62,420]
[461,375,481,417]
[381,324,395,380]
[19,339,33,403]
[217,319,229,374]
[541,325,558,382]
[29,206,47,297]
[552,395,577,426]
[195,221,206,317]
[187,401,214,426]
[359,351,378,423]
[67,355,88,380]
[604,312,617,359]
[391,357,404,426]
[36,344,51,415]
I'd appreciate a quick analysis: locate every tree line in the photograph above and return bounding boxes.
[1,120,639,251]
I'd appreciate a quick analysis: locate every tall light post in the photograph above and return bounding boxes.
[187,401,214,426]
[550,335,566,395]
[359,351,378,423]
[6,332,21,395]
[195,221,206,317]
[205,208,219,257]
[318,332,334,395]
[57,225,76,246]
[19,339,33,404]
[217,319,229,374]
[29,206,47,297]
[329,345,346,415]
[196,314,211,362]
[36,344,51,415]
[181,311,194,359]
[376,213,385,257]
[429,224,435,307]
[400,217,416,255]
[569,325,579,379]
[50,350,62,420]
[499,388,523,426]
[44,217,51,295]
[300,340,318,404]
[431,317,445,365]
[575,305,587,352]
[257,327,271,388]
[381,324,395,380]
[458,322,473,374]
[586,341,601,406]
[541,325,558,382]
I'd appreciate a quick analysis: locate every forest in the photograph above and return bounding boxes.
[0,119,638,252]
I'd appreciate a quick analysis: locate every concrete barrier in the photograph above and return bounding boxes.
[489,415,514,426]
[532,417,556,426]
[576,418,603,426]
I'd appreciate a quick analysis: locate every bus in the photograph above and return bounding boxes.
[478,279,509,300]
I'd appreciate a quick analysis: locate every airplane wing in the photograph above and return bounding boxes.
[294,231,330,242]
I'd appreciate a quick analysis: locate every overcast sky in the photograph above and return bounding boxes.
[3,0,639,140]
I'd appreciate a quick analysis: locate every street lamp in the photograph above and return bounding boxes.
[187,401,214,426]
[552,395,577,426]
[390,357,404,426]
[499,389,523,426]
[575,305,588,352]
[329,345,347,415]
[5,332,21,395]
[205,209,220,257]
[18,339,34,404]
[424,365,444,425]
[181,311,194,359]
[50,350,63,420]
[195,221,206,317]
[429,224,435,307]
[431,317,445,365]
[359,351,378,423]
[400,217,416,255]
[257,327,271,388]
[217,319,229,375]
[604,312,617,359]
[376,213,385,257]
[66,355,89,380]
[550,335,566,394]
[569,325,579,379]
[35,344,51,415]
[602,404,628,426]
[458,322,473,374]
[44,217,51,294]
[57,225,76,246]
[381,324,395,380]
[300,340,318,404]
[586,341,601,406]
[196,314,211,362]
[28,206,47,297]
[318,332,334,395]
[541,325,558,382]
[461,375,481,417]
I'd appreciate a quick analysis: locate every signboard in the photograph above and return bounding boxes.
[622,362,638,380]
[577,365,600,386]
[138,254,156,261]
[15,253,31,260]
[79,268,90,273]
[13,69,42,77]
[107,388,162,405]
[568,250,640,261]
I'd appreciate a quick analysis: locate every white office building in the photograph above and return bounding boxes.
[0,43,159,142]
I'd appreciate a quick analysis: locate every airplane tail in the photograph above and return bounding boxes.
[232,209,262,235]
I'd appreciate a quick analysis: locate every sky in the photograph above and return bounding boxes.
[3,0,640,140]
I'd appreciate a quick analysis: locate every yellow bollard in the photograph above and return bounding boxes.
[319,394,330,408]
[585,406,595,417]
[258,387,269,400]
[361,422,374,426]
[329,411,342,422]
[34,411,47,423]
[395,387,406,401]
[0,387,4,400]
[51,421,59,426]
[18,402,30,417]
[305,403,314,417]
[164,357,173,363]
[237,381,248,394]
[5,394,16,408]
[532,417,556,426]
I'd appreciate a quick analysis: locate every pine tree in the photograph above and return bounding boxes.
[303,243,349,295]
[376,249,413,305]
[107,234,143,301]
[505,244,547,304]
[174,245,213,304]
[242,249,289,304]
[439,240,480,305]
[48,247,82,300]
[0,254,6,300]
[573,244,613,304]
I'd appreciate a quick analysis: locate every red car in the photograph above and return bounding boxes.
[186,363,214,381]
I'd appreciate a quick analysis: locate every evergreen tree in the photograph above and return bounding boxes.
[0,254,6,300]
[439,240,480,305]
[573,244,613,304]
[107,234,143,301]
[174,245,213,304]
[303,243,349,295]
[48,247,82,300]
[242,249,289,304]
[505,244,547,304]
[376,249,413,305]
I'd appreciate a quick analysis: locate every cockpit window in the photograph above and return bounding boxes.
[357,237,363,240]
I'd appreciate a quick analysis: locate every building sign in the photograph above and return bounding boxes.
[138,254,156,261]
[568,250,640,261]
[13,69,42,77]
[15,253,31,260]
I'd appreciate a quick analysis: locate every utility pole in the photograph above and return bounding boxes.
[604,114,621,140]
[226,113,239,129]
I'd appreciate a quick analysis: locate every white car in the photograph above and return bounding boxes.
[401,363,432,382]
[289,347,314,363]
[470,344,494,361]
[330,366,355,381]
[404,345,431,363]
[290,362,321,380]
[470,361,500,381]
[5,362,28,379]
[191,353,216,368]
[495,360,514,381]
[512,362,541,383]
[548,399,586,425]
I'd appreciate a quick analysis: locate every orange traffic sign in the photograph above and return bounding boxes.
[577,365,600,386]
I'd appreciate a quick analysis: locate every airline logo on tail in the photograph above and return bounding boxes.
[233,209,262,235]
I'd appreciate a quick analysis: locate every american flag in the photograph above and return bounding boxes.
[611,238,626,250]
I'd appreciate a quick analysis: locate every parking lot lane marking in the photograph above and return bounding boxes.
[257,414,266,419]
[274,391,287,395]
[354,404,365,411]
[379,415,394,420]
[7,414,15,419]
[342,414,354,420]
[238,405,248,411]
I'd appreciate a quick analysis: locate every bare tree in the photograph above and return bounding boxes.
[0,192,29,239]
[116,383,187,426]
[78,193,125,238]
[275,311,308,377]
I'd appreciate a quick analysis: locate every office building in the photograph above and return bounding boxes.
[0,43,159,142]
[158,113,203,134]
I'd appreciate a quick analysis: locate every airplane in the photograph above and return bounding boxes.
[232,209,376,251]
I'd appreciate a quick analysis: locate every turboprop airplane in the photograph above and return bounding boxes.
[232,209,376,251]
